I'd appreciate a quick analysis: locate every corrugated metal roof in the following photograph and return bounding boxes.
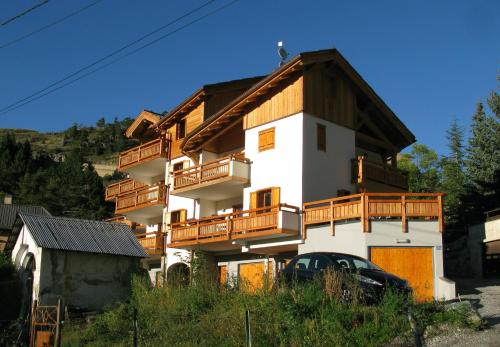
[17,213,148,258]
[0,204,50,230]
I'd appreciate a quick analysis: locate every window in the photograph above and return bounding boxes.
[317,123,326,151]
[170,209,186,224]
[173,162,184,172]
[257,189,272,209]
[176,119,186,140]
[258,127,275,152]
[293,255,312,271]
[311,255,331,271]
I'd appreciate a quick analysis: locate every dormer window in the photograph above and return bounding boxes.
[176,119,186,140]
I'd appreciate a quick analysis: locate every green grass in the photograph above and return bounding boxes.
[61,274,479,347]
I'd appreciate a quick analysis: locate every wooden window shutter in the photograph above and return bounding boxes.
[271,187,280,206]
[250,191,257,209]
[317,124,326,151]
[179,209,187,223]
[258,127,275,152]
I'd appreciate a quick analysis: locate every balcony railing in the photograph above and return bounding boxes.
[136,231,164,255]
[172,153,247,191]
[303,192,444,235]
[106,215,147,232]
[352,156,408,190]
[105,179,147,201]
[115,184,166,214]
[118,136,169,171]
[170,204,299,245]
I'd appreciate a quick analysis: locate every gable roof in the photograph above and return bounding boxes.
[156,76,265,131]
[125,109,162,139]
[0,204,50,230]
[181,48,416,155]
[12,213,148,258]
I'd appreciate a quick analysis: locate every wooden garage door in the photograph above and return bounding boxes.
[370,247,434,302]
[239,262,272,292]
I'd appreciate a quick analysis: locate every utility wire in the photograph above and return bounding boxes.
[0,0,241,116]
[0,0,217,114]
[1,0,103,49]
[1,0,50,27]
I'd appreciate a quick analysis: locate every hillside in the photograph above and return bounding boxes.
[0,117,134,166]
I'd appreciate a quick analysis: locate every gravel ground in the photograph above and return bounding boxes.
[426,278,500,347]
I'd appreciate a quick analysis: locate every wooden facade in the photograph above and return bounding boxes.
[168,103,204,159]
[243,74,303,130]
[302,192,444,235]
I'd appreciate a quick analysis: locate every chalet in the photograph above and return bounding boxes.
[106,48,455,301]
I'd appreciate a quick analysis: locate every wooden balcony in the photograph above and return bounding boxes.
[115,184,166,225]
[118,136,169,184]
[171,153,250,200]
[136,231,164,256]
[352,156,408,191]
[169,204,300,250]
[106,215,147,232]
[303,192,444,235]
[105,179,146,201]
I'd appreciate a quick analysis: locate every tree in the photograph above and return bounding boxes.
[398,144,441,192]
[465,102,500,194]
[440,118,466,225]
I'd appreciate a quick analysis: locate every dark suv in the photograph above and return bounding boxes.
[280,252,411,302]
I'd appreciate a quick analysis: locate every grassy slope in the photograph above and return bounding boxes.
[0,128,118,165]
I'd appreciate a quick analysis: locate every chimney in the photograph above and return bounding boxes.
[4,194,12,205]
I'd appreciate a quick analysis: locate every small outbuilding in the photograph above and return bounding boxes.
[8,213,148,318]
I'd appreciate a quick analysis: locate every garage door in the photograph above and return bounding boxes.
[238,262,271,292]
[370,247,434,302]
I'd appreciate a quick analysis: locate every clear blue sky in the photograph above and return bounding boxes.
[1,0,499,155]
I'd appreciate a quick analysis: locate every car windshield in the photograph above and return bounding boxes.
[328,254,382,271]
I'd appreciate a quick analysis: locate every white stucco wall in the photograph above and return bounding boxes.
[12,225,42,302]
[302,113,356,202]
[243,113,304,210]
[299,220,454,300]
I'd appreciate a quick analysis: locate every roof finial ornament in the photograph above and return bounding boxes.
[277,41,289,67]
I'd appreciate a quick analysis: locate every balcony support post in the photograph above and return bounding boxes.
[401,195,407,233]
[329,201,335,236]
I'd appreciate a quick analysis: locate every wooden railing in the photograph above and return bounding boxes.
[303,192,444,236]
[116,184,166,213]
[172,153,247,190]
[352,156,408,190]
[118,135,169,170]
[105,215,147,232]
[136,231,164,255]
[170,204,299,244]
[105,179,147,200]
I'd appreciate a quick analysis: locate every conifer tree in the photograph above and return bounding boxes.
[440,118,466,225]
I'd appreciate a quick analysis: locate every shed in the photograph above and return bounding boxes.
[9,213,148,315]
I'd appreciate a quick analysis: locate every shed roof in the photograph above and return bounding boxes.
[13,213,148,258]
[0,204,50,230]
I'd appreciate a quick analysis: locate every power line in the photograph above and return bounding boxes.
[1,0,50,27]
[0,0,217,114]
[1,0,103,50]
[0,0,241,116]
